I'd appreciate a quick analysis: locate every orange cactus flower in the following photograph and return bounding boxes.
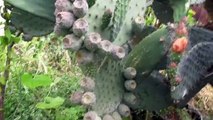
[172,37,188,53]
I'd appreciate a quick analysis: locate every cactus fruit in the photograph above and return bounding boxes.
[80,77,95,91]
[70,91,83,104]
[132,16,145,34]
[56,12,75,28]
[123,67,137,79]
[72,0,89,18]
[124,80,137,91]
[112,111,122,120]
[81,92,96,106]
[54,24,69,36]
[84,111,100,120]
[76,49,94,65]
[98,40,113,54]
[73,18,89,37]
[102,114,114,120]
[54,0,72,13]
[111,45,126,60]
[123,93,138,106]
[63,34,83,51]
[117,104,131,117]
[84,32,102,51]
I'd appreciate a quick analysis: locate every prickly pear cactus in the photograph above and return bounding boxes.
[53,0,179,118]
[6,0,213,119]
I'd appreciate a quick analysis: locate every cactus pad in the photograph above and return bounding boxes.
[11,8,54,36]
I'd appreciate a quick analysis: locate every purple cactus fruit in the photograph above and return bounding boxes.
[73,18,89,37]
[63,34,83,51]
[73,0,89,18]
[80,77,95,91]
[84,32,102,51]
[76,49,94,65]
[56,12,75,28]
[123,67,137,79]
[81,92,96,105]
[70,91,83,104]
[98,40,113,54]
[124,80,137,91]
[103,114,114,120]
[111,45,126,60]
[55,0,72,13]
[112,111,122,120]
[84,111,99,120]
[123,92,138,105]
[54,24,69,36]
[117,104,131,117]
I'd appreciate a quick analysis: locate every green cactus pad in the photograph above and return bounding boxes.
[129,71,173,111]
[110,0,130,41]
[187,27,213,50]
[113,0,152,45]
[92,59,124,115]
[11,8,54,36]
[85,0,117,39]
[6,0,55,21]
[125,27,175,74]
[172,42,213,102]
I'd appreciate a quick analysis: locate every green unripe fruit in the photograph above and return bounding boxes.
[123,92,138,105]
[103,114,114,120]
[117,104,131,117]
[123,67,137,79]
[124,80,137,91]
[112,111,122,120]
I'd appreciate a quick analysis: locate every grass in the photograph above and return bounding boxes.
[4,35,85,120]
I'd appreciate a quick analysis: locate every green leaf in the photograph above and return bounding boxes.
[5,28,11,40]
[0,77,6,85]
[5,0,55,21]
[21,73,52,89]
[36,97,65,109]
[11,36,20,43]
